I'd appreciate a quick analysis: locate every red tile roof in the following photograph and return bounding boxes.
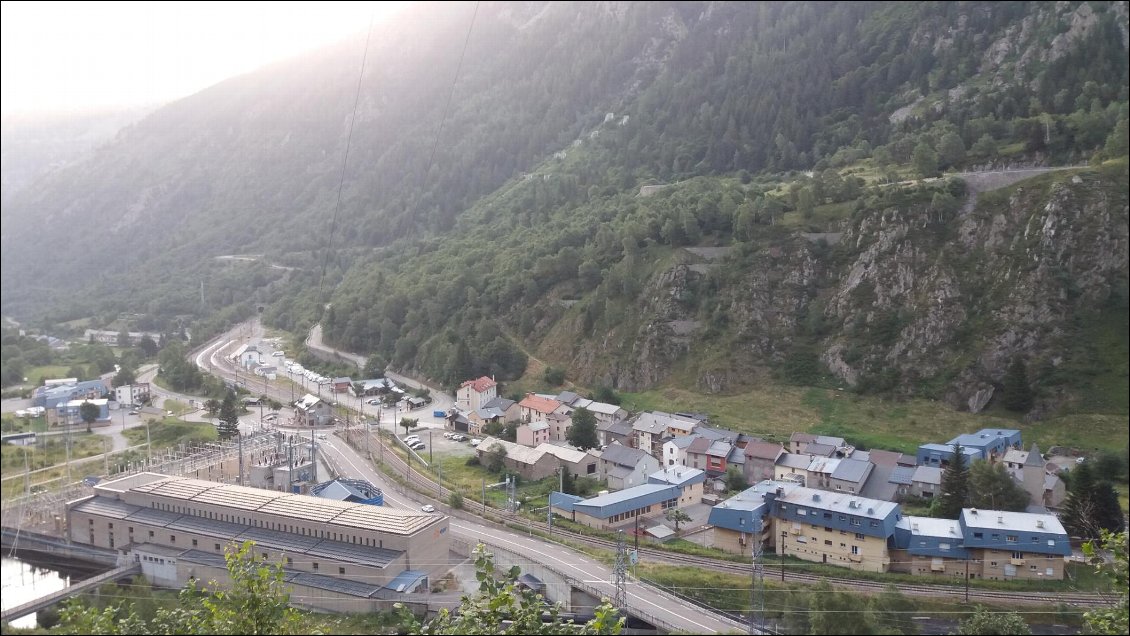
[518,394,561,415]
[461,376,496,393]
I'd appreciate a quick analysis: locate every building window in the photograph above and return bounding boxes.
[869,521,879,527]
[973,532,983,539]
[1011,551,1024,560]
[1006,535,1018,543]
[108,523,113,529]
[851,545,860,555]
[1031,537,1040,544]
[287,557,293,565]
[312,562,319,571]
[990,561,998,567]
[850,518,861,526]
[339,567,346,575]
[215,543,221,551]
[825,540,833,546]
[89,519,94,525]
[192,539,198,547]
[1046,568,1054,576]
[149,530,155,538]
[170,535,175,543]
[855,533,865,540]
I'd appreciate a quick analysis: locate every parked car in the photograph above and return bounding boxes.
[366,398,381,405]
[469,438,482,446]
[404,435,421,443]
[272,351,285,357]
[421,504,436,513]
[128,409,139,416]
[443,432,454,439]
[410,441,426,451]
[452,434,466,442]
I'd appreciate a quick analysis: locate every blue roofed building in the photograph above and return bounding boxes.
[34,378,110,409]
[948,429,1022,461]
[915,443,982,468]
[892,516,970,578]
[648,466,706,506]
[708,481,797,556]
[567,483,680,530]
[312,478,384,506]
[959,508,1071,580]
[774,486,902,573]
[917,429,1022,466]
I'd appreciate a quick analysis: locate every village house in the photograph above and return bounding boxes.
[516,421,551,447]
[466,396,518,436]
[743,441,785,484]
[597,419,634,448]
[518,393,562,424]
[457,377,497,412]
[293,394,333,427]
[114,383,151,406]
[599,443,661,490]
[475,437,597,481]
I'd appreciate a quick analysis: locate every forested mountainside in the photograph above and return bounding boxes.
[2,1,1127,415]
[0,106,154,205]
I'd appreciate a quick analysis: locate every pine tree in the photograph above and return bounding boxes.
[1062,462,1097,538]
[1001,357,1034,413]
[936,444,969,519]
[217,390,240,440]
[1091,481,1126,534]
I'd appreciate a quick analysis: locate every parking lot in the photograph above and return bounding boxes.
[397,429,478,458]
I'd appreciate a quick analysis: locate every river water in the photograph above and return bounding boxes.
[1,555,71,629]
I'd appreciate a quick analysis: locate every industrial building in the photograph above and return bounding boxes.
[67,473,449,612]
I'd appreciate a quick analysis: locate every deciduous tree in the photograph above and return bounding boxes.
[566,407,599,451]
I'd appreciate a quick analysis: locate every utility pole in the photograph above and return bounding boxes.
[964,559,970,603]
[780,531,787,582]
[749,520,764,635]
[613,530,628,613]
[238,433,244,486]
[482,476,487,515]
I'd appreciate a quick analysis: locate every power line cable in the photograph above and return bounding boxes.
[316,14,376,308]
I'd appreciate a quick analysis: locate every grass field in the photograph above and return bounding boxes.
[123,419,217,449]
[620,384,1127,454]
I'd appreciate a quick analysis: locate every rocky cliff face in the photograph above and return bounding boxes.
[557,166,1127,414]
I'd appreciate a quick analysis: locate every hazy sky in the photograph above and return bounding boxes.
[1,1,411,117]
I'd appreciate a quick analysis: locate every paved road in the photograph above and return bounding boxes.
[314,430,743,634]
[305,323,456,426]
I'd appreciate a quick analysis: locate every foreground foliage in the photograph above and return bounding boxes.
[52,541,622,635]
